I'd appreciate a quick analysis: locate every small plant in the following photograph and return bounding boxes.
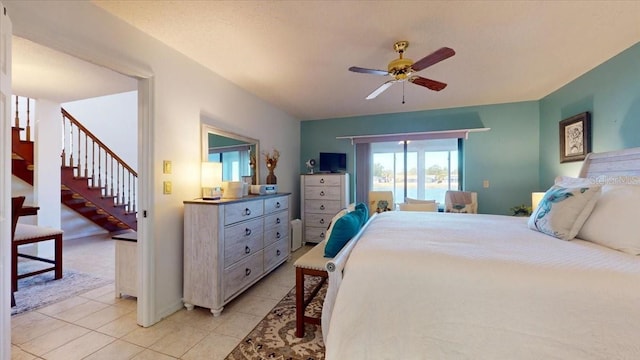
[510,204,532,216]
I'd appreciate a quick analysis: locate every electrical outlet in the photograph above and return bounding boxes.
[163,160,172,174]
[163,181,172,194]
[483,180,490,188]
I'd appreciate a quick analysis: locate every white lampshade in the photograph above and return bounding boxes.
[201,162,222,199]
[531,192,546,211]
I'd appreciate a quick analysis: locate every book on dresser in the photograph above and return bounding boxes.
[183,193,291,316]
[300,173,349,244]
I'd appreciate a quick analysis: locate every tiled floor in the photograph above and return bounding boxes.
[11,233,311,359]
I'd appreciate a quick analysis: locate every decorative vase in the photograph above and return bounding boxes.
[266,169,277,184]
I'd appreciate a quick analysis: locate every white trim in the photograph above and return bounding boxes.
[0,3,12,358]
[337,128,491,144]
[136,77,154,327]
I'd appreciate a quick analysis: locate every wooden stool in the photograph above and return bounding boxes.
[12,223,63,292]
[293,241,329,338]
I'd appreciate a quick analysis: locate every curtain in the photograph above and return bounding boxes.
[355,142,371,203]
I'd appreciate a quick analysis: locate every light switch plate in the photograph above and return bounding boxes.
[163,160,172,174]
[163,181,172,194]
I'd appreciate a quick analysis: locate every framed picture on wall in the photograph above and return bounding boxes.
[559,112,591,163]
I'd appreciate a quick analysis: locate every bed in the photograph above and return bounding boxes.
[323,147,640,359]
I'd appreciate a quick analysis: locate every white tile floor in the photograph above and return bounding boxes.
[11,233,311,359]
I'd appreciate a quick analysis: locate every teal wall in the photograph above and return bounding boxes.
[539,42,640,188]
[301,42,640,216]
[301,102,540,215]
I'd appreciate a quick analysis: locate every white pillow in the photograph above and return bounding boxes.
[528,185,601,240]
[554,176,593,187]
[398,202,438,212]
[405,197,436,204]
[578,184,640,254]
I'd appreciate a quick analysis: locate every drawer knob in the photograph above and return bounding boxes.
[245,245,251,254]
[276,202,281,208]
[319,219,325,224]
[244,208,251,216]
[320,205,325,210]
[276,249,281,256]
[276,232,281,239]
[245,228,252,236]
[320,191,325,196]
[320,232,325,238]
[276,218,281,224]
[320,178,325,184]
[245,268,251,277]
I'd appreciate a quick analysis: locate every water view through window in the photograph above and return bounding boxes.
[371,138,459,206]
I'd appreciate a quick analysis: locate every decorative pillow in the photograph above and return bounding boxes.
[527,185,601,240]
[405,197,436,204]
[324,209,348,242]
[578,184,640,254]
[324,211,361,258]
[353,202,369,226]
[554,176,594,187]
[398,202,438,212]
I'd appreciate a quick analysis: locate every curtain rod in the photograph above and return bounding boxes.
[336,128,490,144]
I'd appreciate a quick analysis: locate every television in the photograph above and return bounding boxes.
[319,152,347,173]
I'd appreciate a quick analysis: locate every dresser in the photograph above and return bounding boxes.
[183,193,291,316]
[300,174,349,244]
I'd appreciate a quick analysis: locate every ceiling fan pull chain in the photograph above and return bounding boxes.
[402,81,406,104]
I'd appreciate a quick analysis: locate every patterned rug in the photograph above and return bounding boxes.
[225,275,327,360]
[11,261,113,316]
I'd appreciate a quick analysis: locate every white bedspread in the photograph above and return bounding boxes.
[325,211,640,360]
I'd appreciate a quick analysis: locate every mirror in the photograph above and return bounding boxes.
[202,124,259,185]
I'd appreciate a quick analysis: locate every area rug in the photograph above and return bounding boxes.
[11,261,113,316]
[225,275,327,360]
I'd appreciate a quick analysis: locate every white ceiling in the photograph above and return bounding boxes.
[12,1,640,119]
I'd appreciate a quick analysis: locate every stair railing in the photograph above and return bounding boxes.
[61,108,137,215]
[13,95,33,141]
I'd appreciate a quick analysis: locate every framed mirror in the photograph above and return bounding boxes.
[202,124,259,185]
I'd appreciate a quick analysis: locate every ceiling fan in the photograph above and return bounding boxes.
[349,41,455,100]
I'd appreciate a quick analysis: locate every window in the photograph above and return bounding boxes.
[370,138,460,205]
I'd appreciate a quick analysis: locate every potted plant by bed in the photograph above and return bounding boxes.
[510,204,532,217]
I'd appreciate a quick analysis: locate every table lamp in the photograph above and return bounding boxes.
[531,192,546,212]
[202,162,222,200]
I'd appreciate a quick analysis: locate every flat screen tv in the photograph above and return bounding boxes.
[319,152,347,173]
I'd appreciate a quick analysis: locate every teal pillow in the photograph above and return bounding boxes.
[324,211,361,258]
[354,202,369,226]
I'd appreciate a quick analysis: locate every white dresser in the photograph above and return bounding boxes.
[300,174,349,244]
[183,194,290,316]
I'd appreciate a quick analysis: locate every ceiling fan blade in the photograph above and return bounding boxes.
[411,47,455,72]
[366,80,396,100]
[409,76,447,91]
[349,66,389,76]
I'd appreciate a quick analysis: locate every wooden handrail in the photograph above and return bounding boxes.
[61,108,138,215]
[61,109,137,176]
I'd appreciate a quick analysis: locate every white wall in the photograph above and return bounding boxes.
[63,91,138,168]
[5,1,301,324]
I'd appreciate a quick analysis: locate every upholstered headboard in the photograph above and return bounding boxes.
[578,147,640,181]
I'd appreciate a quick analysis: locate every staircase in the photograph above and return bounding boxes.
[11,97,137,233]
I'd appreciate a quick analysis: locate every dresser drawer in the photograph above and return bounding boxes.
[304,213,333,229]
[305,199,343,214]
[264,196,288,215]
[225,200,264,225]
[304,186,342,200]
[264,211,287,231]
[304,175,342,187]
[264,238,289,272]
[264,221,288,247]
[305,226,328,243]
[223,251,263,301]
[224,218,264,266]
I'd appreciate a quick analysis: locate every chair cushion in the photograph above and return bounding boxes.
[14,223,63,241]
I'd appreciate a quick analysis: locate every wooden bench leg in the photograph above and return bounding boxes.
[295,267,305,338]
[12,242,18,292]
